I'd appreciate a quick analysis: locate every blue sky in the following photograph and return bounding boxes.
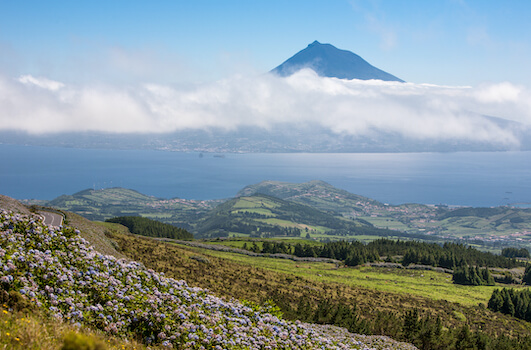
[1,0,530,86]
[1,0,530,143]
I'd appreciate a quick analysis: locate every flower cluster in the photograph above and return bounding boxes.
[0,210,415,349]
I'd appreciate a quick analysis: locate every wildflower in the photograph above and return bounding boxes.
[0,210,407,350]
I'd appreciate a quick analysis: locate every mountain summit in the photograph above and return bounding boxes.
[271,41,404,82]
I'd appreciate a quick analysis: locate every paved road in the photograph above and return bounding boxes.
[39,211,63,227]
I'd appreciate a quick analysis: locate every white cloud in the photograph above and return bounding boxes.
[0,70,530,147]
[474,82,521,103]
[18,75,65,91]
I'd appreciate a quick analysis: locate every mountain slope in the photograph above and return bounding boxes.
[0,206,418,349]
[49,187,161,207]
[237,180,383,216]
[195,193,391,238]
[271,40,404,82]
[43,187,218,229]
[0,194,126,258]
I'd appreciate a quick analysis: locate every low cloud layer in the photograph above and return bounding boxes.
[1,69,530,147]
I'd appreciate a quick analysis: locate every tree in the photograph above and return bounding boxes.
[402,309,420,342]
[502,293,515,316]
[454,325,475,350]
[488,289,503,312]
[523,265,531,285]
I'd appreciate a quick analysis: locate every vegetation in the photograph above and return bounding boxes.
[200,248,496,307]
[23,183,531,253]
[488,288,531,321]
[523,265,531,285]
[1,209,417,349]
[194,193,396,238]
[110,232,531,349]
[7,186,531,349]
[452,266,495,286]
[232,238,523,271]
[501,247,530,259]
[0,294,146,350]
[37,187,219,231]
[106,215,193,240]
[235,180,381,216]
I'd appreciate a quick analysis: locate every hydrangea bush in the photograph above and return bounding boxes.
[0,210,415,349]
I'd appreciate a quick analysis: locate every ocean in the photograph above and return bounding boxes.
[1,144,530,207]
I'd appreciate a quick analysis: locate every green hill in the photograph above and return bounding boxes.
[195,193,396,239]
[237,180,383,216]
[43,187,219,230]
[22,182,531,251]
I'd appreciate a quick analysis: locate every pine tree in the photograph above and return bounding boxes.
[502,293,515,316]
[402,309,420,343]
[523,265,531,285]
[515,295,526,320]
[454,325,474,350]
[488,289,503,312]
[481,268,495,286]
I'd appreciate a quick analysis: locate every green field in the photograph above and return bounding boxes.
[232,196,280,210]
[187,245,499,306]
[255,218,329,232]
[358,216,410,231]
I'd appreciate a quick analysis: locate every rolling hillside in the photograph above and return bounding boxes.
[237,180,384,216]
[194,193,394,239]
[0,199,418,350]
[21,182,531,251]
[40,187,219,230]
[3,194,531,349]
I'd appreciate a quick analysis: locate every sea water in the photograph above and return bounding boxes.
[1,144,530,207]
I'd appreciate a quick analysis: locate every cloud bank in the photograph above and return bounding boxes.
[1,69,530,147]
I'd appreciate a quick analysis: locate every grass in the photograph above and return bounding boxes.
[227,232,250,238]
[110,232,531,340]
[179,237,530,308]
[139,213,173,219]
[232,208,275,216]
[255,218,328,232]
[194,247,497,306]
[232,196,280,210]
[358,217,410,231]
[0,305,148,350]
[205,237,323,250]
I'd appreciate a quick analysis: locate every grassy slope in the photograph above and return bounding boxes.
[64,212,127,259]
[236,180,382,215]
[108,231,531,339]
[0,197,155,350]
[40,188,218,229]
[237,181,531,245]
[200,238,527,306]
[196,193,372,237]
[0,306,148,350]
[2,193,531,348]
[200,250,496,307]
[0,195,32,215]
